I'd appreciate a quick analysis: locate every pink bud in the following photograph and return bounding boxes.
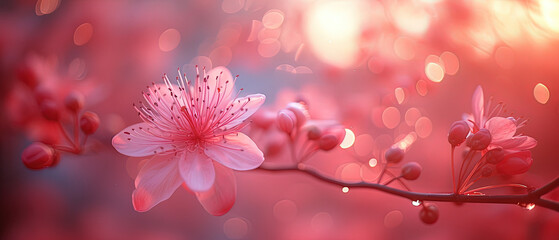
[496,151,533,175]
[307,125,322,140]
[466,128,491,150]
[401,162,422,180]
[277,109,296,134]
[481,165,494,177]
[34,84,54,104]
[385,147,405,164]
[265,140,285,157]
[286,102,309,127]
[17,64,38,89]
[318,134,338,151]
[485,148,504,164]
[80,111,100,135]
[251,109,276,129]
[40,100,60,121]
[64,91,84,113]
[419,203,439,224]
[22,142,55,170]
[448,121,470,146]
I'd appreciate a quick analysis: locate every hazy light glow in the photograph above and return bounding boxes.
[425,62,445,82]
[223,218,249,239]
[304,0,371,68]
[35,0,60,16]
[534,83,550,104]
[382,107,401,129]
[415,117,433,138]
[395,87,405,104]
[262,9,285,29]
[342,187,349,193]
[340,128,356,149]
[159,29,181,52]
[539,0,559,33]
[74,23,93,46]
[369,158,378,167]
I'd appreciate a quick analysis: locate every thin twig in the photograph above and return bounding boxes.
[256,165,559,212]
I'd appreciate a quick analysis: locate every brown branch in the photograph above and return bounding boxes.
[257,165,559,212]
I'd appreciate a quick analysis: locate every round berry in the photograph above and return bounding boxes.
[419,203,439,224]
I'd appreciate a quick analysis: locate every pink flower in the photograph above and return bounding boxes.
[466,86,537,153]
[466,86,537,175]
[112,66,265,214]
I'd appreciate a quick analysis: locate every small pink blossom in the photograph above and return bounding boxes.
[112,66,265,214]
[466,86,537,153]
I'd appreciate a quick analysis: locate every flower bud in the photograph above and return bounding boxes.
[448,121,470,146]
[401,162,422,180]
[251,109,276,129]
[307,125,322,140]
[22,142,55,170]
[34,84,54,104]
[266,140,285,157]
[485,148,505,164]
[419,203,439,224]
[286,102,309,127]
[64,91,84,113]
[17,64,38,89]
[40,100,60,121]
[466,128,491,150]
[277,109,296,134]
[80,111,100,135]
[496,151,533,175]
[385,147,405,164]
[318,134,338,151]
[481,165,494,177]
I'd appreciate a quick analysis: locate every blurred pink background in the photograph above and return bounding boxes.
[1,0,558,239]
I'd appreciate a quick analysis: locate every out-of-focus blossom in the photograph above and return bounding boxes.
[112,67,265,214]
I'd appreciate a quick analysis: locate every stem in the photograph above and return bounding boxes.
[457,149,474,192]
[73,112,79,148]
[459,155,487,193]
[451,146,456,193]
[464,184,529,194]
[384,175,402,186]
[257,165,559,212]
[58,121,78,151]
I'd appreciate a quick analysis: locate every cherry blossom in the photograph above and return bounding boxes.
[112,66,265,214]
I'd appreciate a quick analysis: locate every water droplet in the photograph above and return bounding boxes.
[523,203,536,210]
[412,200,422,206]
[342,187,349,193]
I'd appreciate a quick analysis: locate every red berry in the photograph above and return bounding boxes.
[466,128,491,150]
[419,203,439,224]
[385,147,404,164]
[64,91,84,113]
[307,125,322,140]
[40,100,60,121]
[318,134,338,151]
[485,148,505,164]
[401,162,422,180]
[22,142,55,170]
[80,111,100,135]
[448,120,470,146]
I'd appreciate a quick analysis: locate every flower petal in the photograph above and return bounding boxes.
[195,162,237,216]
[496,151,533,175]
[205,132,264,171]
[132,154,183,212]
[485,117,516,142]
[472,86,484,126]
[204,66,235,108]
[221,94,266,129]
[112,123,176,157]
[179,151,215,192]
